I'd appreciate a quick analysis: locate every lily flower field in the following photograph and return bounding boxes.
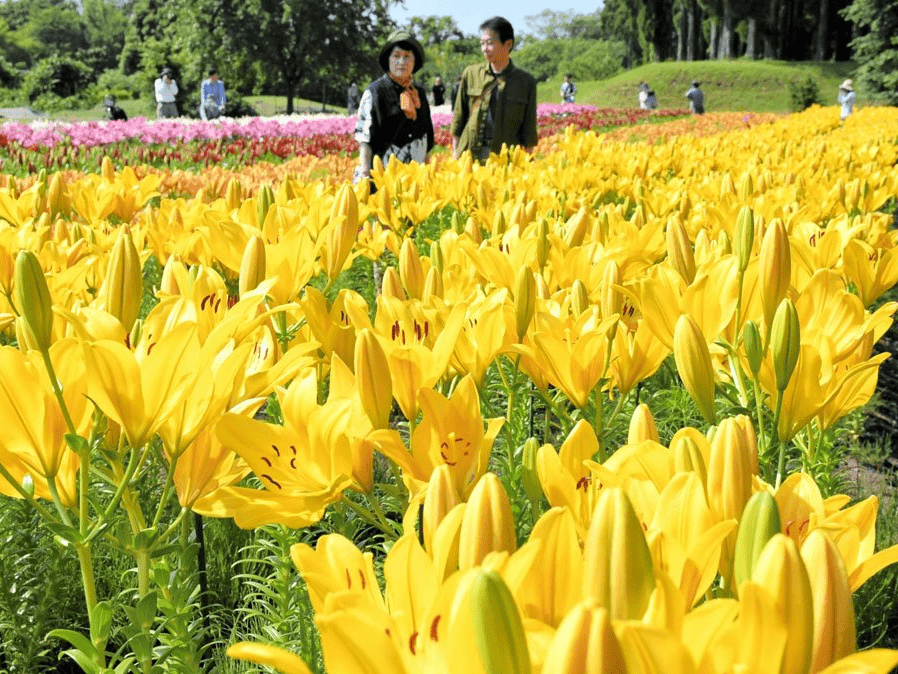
[1,103,898,673]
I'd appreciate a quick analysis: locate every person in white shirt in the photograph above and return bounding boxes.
[838,79,856,121]
[154,67,179,118]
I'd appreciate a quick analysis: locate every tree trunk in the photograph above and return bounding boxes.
[718,4,735,58]
[708,17,719,59]
[285,79,295,115]
[816,0,829,60]
[678,7,688,60]
[745,17,758,59]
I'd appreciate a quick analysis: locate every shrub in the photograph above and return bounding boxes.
[788,74,822,111]
[20,55,94,102]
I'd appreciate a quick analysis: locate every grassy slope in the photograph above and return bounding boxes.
[536,60,861,113]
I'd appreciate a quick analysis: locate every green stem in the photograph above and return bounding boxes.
[592,387,606,462]
[74,542,105,663]
[342,495,399,538]
[151,451,178,530]
[773,392,787,489]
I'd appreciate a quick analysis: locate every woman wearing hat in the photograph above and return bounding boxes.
[154,67,179,118]
[838,79,856,120]
[353,30,434,186]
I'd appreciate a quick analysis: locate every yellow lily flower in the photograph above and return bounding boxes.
[204,370,355,528]
[227,642,313,674]
[452,289,515,389]
[608,319,671,396]
[371,375,503,500]
[528,307,618,409]
[83,322,199,449]
[0,341,88,505]
[514,507,584,628]
[842,238,898,307]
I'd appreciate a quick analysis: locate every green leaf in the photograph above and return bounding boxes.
[65,433,90,453]
[46,521,84,545]
[90,601,114,647]
[48,628,103,673]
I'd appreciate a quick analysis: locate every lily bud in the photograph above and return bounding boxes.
[583,487,655,620]
[599,260,621,318]
[536,219,549,269]
[238,235,267,299]
[752,534,814,674]
[255,183,275,226]
[733,491,781,591]
[800,530,856,673]
[98,227,143,331]
[596,211,610,245]
[771,298,800,393]
[14,250,54,352]
[514,267,536,342]
[628,403,660,444]
[458,473,516,570]
[673,314,717,424]
[380,266,405,299]
[570,279,589,317]
[422,464,461,553]
[129,318,144,350]
[521,438,542,503]
[470,569,530,674]
[737,172,754,201]
[451,211,464,234]
[670,427,709,484]
[398,238,424,300]
[354,328,392,430]
[101,155,115,181]
[759,218,791,331]
[422,266,443,300]
[564,207,590,248]
[322,183,359,281]
[46,173,68,219]
[159,255,183,296]
[429,240,444,273]
[535,273,550,300]
[542,603,626,674]
[742,319,764,377]
[666,218,696,284]
[733,206,755,273]
[464,216,482,244]
[492,210,507,237]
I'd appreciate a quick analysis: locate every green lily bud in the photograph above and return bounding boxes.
[451,211,464,234]
[733,491,781,592]
[470,569,530,674]
[21,474,35,498]
[129,318,144,350]
[571,279,589,317]
[514,267,536,342]
[429,240,443,273]
[98,227,143,331]
[673,313,717,424]
[521,438,542,503]
[742,319,764,377]
[734,206,755,273]
[255,183,275,227]
[771,298,800,392]
[14,249,54,352]
[738,172,754,201]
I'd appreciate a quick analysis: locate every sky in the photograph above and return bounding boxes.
[388,1,601,37]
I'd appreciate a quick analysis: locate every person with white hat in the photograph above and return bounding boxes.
[838,79,856,120]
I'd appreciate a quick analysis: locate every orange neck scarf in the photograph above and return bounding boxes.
[390,73,420,120]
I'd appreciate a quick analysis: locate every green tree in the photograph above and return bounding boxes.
[842,0,898,103]
[407,15,465,44]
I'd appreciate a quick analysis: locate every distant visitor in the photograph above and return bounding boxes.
[104,95,127,121]
[638,82,657,110]
[838,79,855,120]
[432,76,446,106]
[685,80,704,114]
[200,68,226,120]
[560,73,576,103]
[155,67,179,118]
